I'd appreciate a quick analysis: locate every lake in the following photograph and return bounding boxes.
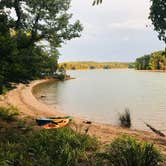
[35,69,166,132]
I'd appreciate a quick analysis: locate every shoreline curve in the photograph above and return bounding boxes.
[2,79,166,152]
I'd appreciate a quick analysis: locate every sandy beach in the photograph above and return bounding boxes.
[0,79,166,153]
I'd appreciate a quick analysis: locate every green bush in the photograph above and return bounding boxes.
[119,108,131,128]
[0,127,98,166]
[0,106,19,121]
[96,135,164,166]
[0,83,15,95]
[55,73,66,81]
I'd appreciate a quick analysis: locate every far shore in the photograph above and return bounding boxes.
[0,79,166,153]
[66,68,166,73]
[135,69,166,73]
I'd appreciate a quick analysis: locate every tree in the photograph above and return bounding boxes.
[149,0,166,49]
[0,13,17,93]
[0,0,83,52]
[93,0,103,5]
[0,0,83,93]
[135,51,166,70]
[149,51,166,70]
[135,55,151,70]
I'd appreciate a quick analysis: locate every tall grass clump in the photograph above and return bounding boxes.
[96,135,164,166]
[119,108,131,128]
[0,106,19,121]
[0,127,98,166]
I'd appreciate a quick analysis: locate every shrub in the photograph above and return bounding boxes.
[0,127,98,166]
[1,83,15,95]
[119,108,131,128]
[0,106,19,121]
[56,73,66,81]
[96,135,164,166]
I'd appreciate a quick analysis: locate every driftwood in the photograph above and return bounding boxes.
[144,122,165,137]
[83,121,92,124]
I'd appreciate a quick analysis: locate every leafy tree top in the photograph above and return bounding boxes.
[148,0,166,44]
[93,0,103,5]
[0,0,83,50]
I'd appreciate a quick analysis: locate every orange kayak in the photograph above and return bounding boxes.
[43,119,69,129]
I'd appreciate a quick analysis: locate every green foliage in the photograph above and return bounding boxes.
[93,0,103,5]
[0,106,19,122]
[135,50,166,70]
[0,106,165,166]
[128,63,135,69]
[55,66,67,80]
[0,0,83,47]
[119,108,131,128]
[90,66,95,69]
[0,0,83,94]
[0,127,98,166]
[135,55,151,70]
[149,51,166,70]
[55,74,66,81]
[96,135,164,166]
[2,86,9,94]
[149,0,166,44]
[60,61,131,70]
[103,65,111,69]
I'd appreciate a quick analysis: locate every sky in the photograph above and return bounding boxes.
[59,0,165,63]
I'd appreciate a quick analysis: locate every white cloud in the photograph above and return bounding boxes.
[59,0,164,62]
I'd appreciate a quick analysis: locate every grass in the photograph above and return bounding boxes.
[96,135,164,166]
[0,106,165,165]
[119,108,131,128]
[0,106,19,122]
[0,107,98,166]
[0,127,98,165]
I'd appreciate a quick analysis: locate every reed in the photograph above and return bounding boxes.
[119,108,131,128]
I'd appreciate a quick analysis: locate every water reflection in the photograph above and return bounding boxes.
[35,69,166,133]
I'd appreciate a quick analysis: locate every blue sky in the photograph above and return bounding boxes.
[59,0,165,63]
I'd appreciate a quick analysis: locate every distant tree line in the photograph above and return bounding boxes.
[0,0,82,93]
[135,51,166,70]
[59,62,132,70]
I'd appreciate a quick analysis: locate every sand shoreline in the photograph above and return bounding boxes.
[1,79,166,152]
[135,69,166,73]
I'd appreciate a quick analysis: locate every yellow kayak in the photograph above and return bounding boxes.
[43,119,69,129]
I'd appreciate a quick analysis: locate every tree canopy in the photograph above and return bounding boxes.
[135,50,166,70]
[93,0,103,5]
[0,0,82,51]
[0,0,83,93]
[149,0,166,45]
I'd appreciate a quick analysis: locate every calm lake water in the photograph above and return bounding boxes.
[35,69,166,132]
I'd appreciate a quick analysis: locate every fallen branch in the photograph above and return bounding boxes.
[144,122,165,137]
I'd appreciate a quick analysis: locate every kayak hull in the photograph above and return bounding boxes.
[36,116,72,127]
[43,119,69,129]
[36,118,55,126]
